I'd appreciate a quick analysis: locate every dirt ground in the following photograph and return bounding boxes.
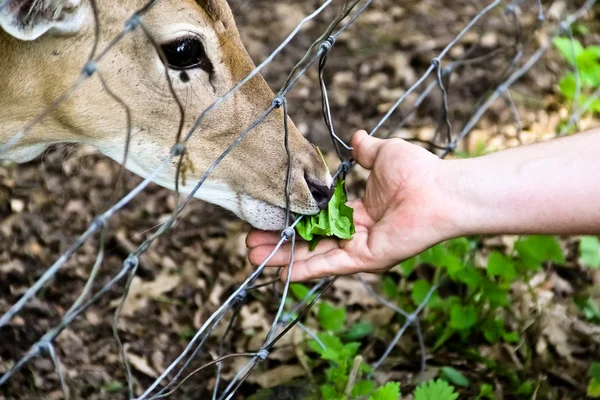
[1,0,600,399]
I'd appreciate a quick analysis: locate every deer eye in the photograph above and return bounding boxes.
[161,36,213,74]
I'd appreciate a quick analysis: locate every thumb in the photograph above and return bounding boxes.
[351,130,386,170]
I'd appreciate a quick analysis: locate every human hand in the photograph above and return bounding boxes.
[246,130,463,281]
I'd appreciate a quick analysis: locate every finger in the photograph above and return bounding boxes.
[280,246,364,282]
[246,230,281,248]
[248,239,341,267]
[281,230,373,281]
[351,130,386,170]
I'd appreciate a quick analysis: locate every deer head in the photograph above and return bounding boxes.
[0,0,334,230]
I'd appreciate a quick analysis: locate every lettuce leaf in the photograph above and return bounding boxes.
[295,180,355,251]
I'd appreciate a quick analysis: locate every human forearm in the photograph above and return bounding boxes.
[446,130,600,237]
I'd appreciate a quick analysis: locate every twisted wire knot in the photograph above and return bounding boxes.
[406,313,417,325]
[234,290,247,306]
[339,160,353,173]
[319,36,336,53]
[91,215,106,230]
[125,15,141,32]
[124,255,139,271]
[281,227,295,242]
[171,143,186,157]
[272,96,286,108]
[82,61,97,77]
[256,349,269,362]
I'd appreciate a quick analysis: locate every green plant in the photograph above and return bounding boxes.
[295,235,568,398]
[388,236,563,351]
[554,37,600,113]
[413,379,459,400]
[306,300,460,399]
[580,236,600,269]
[307,300,394,399]
[589,362,600,398]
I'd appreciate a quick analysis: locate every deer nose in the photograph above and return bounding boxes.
[306,178,334,210]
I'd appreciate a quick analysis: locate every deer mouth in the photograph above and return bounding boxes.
[238,194,321,231]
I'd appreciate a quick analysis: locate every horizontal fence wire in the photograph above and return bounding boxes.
[0,0,597,398]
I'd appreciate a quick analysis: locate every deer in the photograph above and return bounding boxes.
[0,0,335,230]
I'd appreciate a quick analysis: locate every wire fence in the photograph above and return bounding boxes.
[0,0,597,398]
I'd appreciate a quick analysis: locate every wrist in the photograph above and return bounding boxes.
[436,157,482,239]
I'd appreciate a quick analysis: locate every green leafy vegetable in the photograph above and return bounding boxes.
[296,180,355,250]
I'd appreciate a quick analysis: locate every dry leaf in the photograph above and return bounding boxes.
[247,365,306,388]
[540,304,574,361]
[126,352,158,378]
[110,272,181,316]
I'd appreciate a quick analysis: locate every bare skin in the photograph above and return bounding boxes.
[247,129,600,281]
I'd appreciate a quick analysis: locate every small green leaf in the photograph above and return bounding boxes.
[480,280,510,307]
[455,266,483,291]
[441,366,470,387]
[575,297,600,322]
[369,382,401,400]
[344,322,374,341]
[401,257,419,276]
[450,304,478,331]
[580,236,600,269]
[487,251,517,281]
[290,283,311,301]
[318,302,346,332]
[502,331,519,343]
[589,378,600,397]
[421,244,463,277]
[590,362,600,382]
[577,47,600,87]
[412,280,432,305]
[102,382,124,392]
[573,23,590,35]
[448,237,472,258]
[433,326,456,351]
[558,73,577,99]
[554,37,584,65]
[320,384,338,400]
[482,317,505,344]
[342,342,361,359]
[382,276,398,299]
[590,98,600,114]
[515,381,534,396]
[309,333,343,362]
[477,384,495,399]
[515,236,564,269]
[413,379,459,400]
[353,380,376,397]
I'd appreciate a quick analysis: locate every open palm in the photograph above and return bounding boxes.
[247,130,460,281]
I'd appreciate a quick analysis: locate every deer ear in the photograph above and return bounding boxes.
[0,0,87,41]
